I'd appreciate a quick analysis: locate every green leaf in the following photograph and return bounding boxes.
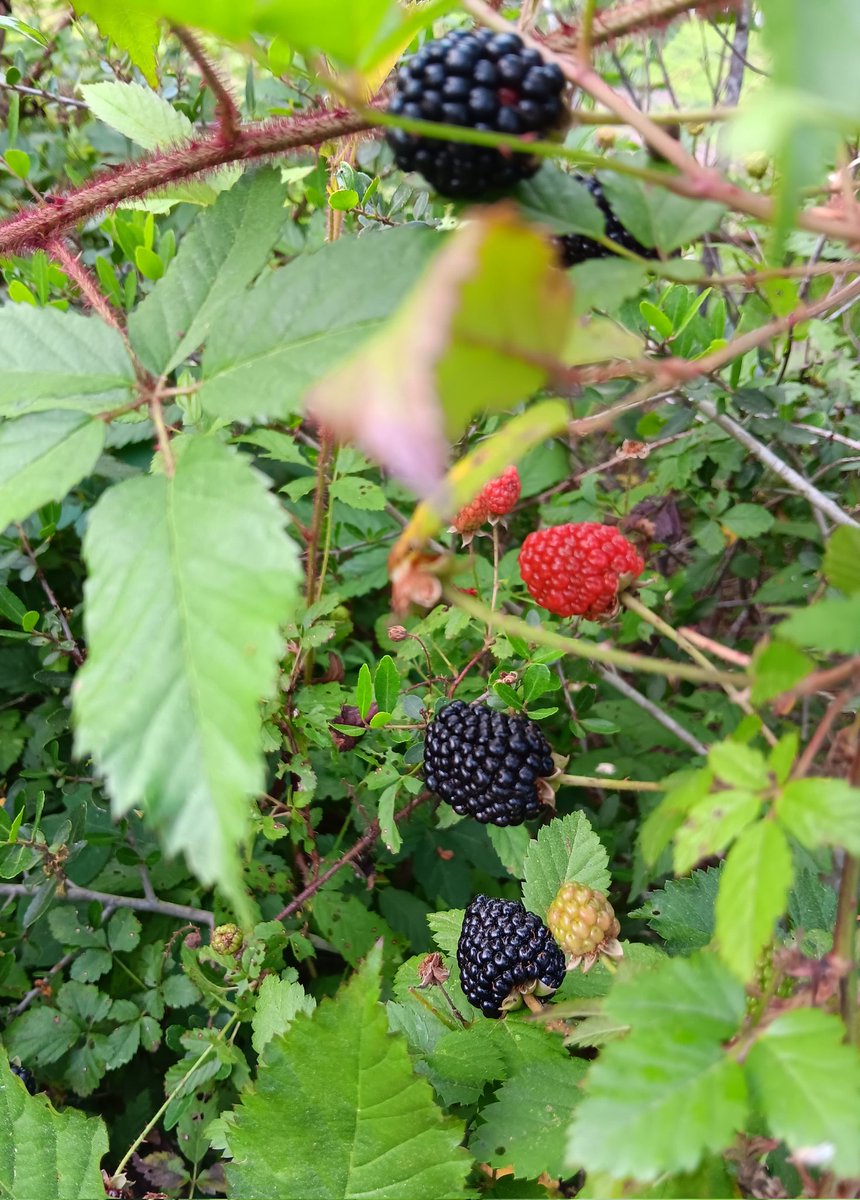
[0,307,135,416]
[570,258,648,316]
[225,945,470,1198]
[0,1049,109,1199]
[4,1005,79,1067]
[107,908,141,953]
[201,226,439,424]
[566,1031,747,1181]
[471,1059,587,1179]
[751,640,813,704]
[429,1026,508,1089]
[745,1008,860,1178]
[629,868,719,953]
[328,474,387,511]
[522,811,611,921]
[0,411,105,531]
[776,778,860,855]
[603,952,745,1041]
[721,503,775,538]
[129,168,286,374]
[639,770,714,865]
[824,525,860,594]
[487,824,531,879]
[309,208,571,495]
[377,783,401,854]
[779,596,860,653]
[715,820,793,980]
[0,585,27,625]
[312,891,402,969]
[251,973,316,1055]
[514,164,605,237]
[4,149,29,179]
[598,173,725,254]
[355,662,373,720]
[73,437,300,908]
[673,790,761,876]
[707,742,768,790]
[72,0,159,85]
[373,655,399,714]
[426,909,464,960]
[70,947,113,982]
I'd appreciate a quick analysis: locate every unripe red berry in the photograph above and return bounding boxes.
[518,522,644,619]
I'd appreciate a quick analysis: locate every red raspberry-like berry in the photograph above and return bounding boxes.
[451,495,490,536]
[481,465,521,517]
[518,522,644,619]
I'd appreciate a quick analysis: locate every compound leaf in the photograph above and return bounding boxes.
[73,436,300,908]
[745,1008,860,1178]
[225,945,471,1198]
[566,1032,747,1181]
[715,820,793,981]
[129,168,286,374]
[522,812,611,920]
[470,1059,587,1179]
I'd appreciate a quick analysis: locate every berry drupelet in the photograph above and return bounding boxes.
[457,894,566,1017]
[386,29,566,199]
[424,700,555,826]
[518,522,644,619]
[10,1062,36,1094]
[557,174,660,267]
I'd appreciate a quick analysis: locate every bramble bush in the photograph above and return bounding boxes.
[0,1,859,1197]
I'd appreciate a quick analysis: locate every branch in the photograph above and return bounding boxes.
[15,522,85,666]
[0,107,374,256]
[696,399,860,531]
[274,791,430,922]
[0,880,214,927]
[174,26,241,144]
[598,666,709,755]
[46,236,126,332]
[588,0,731,44]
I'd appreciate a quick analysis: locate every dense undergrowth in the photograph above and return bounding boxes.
[0,2,859,1197]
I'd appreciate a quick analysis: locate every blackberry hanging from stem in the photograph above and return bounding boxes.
[423,700,557,826]
[386,28,567,200]
[457,894,566,1018]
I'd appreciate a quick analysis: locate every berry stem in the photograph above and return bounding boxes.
[174,26,241,144]
[444,587,743,686]
[620,592,778,746]
[521,992,545,1015]
[557,773,662,792]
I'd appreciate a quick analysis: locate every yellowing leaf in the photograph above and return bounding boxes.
[310,206,571,495]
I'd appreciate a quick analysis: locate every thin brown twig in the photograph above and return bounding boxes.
[274,791,431,923]
[792,686,858,779]
[0,880,214,927]
[15,523,85,666]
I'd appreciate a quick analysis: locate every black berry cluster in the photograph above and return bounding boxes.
[423,700,554,826]
[557,174,659,266]
[457,894,566,1018]
[386,29,566,199]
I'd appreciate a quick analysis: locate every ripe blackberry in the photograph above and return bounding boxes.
[556,175,660,267]
[423,700,554,826]
[387,29,566,199]
[518,522,644,619]
[457,894,565,1017]
[546,881,622,972]
[10,1062,36,1094]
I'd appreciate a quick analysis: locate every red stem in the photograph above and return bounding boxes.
[0,108,375,256]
